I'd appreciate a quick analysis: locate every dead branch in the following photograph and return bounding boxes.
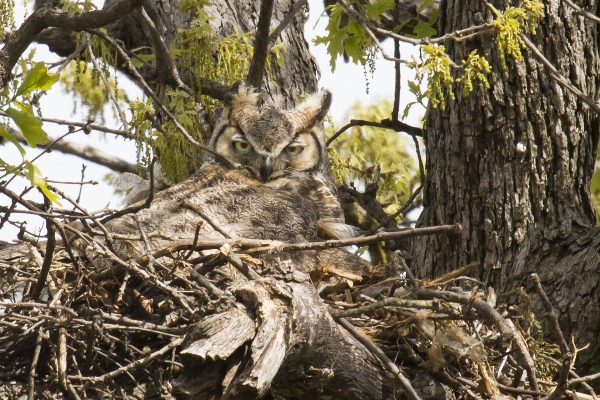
[338,318,421,400]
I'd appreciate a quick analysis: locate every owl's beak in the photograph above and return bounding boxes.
[260,156,272,181]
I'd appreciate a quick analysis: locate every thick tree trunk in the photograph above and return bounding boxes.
[413,0,600,374]
[100,0,318,106]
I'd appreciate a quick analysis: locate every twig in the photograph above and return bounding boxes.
[85,35,129,131]
[326,118,422,147]
[116,271,130,305]
[27,329,44,400]
[337,318,422,400]
[331,297,455,318]
[68,337,184,382]
[183,221,204,260]
[30,219,56,301]
[3,125,140,174]
[530,274,569,354]
[268,0,307,45]
[224,252,261,280]
[385,135,425,223]
[138,224,460,263]
[425,262,480,286]
[44,179,97,186]
[187,268,226,299]
[139,6,192,94]
[99,157,156,224]
[563,0,600,24]
[182,200,232,239]
[247,0,275,88]
[456,376,545,396]
[398,257,419,288]
[57,326,67,388]
[188,225,456,259]
[86,29,234,165]
[415,287,540,393]
[520,33,600,115]
[337,0,494,46]
[546,352,573,400]
[75,164,87,204]
[0,301,78,316]
[569,372,600,386]
[391,0,401,122]
[55,33,87,74]
[133,215,156,273]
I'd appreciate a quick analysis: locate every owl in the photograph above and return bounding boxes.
[95,83,368,280]
[112,82,358,245]
[205,81,359,240]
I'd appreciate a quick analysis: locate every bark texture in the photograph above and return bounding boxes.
[99,0,319,107]
[413,0,600,374]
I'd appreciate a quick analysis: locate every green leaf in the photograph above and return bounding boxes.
[25,161,61,205]
[413,21,437,38]
[5,107,48,147]
[365,0,395,19]
[130,53,156,68]
[402,102,417,120]
[0,126,26,157]
[16,62,60,97]
[418,0,434,13]
[344,37,366,65]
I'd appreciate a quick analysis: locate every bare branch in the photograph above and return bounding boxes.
[563,0,600,25]
[530,274,569,354]
[182,200,233,239]
[2,125,141,174]
[137,224,460,264]
[338,318,422,400]
[99,157,156,224]
[327,118,422,147]
[0,0,145,87]
[29,219,56,302]
[520,33,600,115]
[68,337,184,383]
[247,0,275,88]
[139,6,192,94]
[268,0,308,45]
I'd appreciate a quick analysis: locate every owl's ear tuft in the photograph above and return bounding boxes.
[288,89,332,132]
[224,81,260,111]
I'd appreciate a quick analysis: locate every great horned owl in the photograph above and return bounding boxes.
[206,81,358,240]
[112,82,357,244]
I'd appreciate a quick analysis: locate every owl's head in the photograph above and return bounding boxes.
[209,82,332,182]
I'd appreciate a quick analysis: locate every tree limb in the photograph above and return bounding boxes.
[246,0,275,88]
[2,127,141,174]
[0,0,146,87]
[326,118,422,147]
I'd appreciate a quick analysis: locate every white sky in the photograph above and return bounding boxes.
[0,0,424,241]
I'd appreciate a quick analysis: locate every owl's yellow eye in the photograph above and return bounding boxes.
[286,145,304,156]
[233,140,252,154]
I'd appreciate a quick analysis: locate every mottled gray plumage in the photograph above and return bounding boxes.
[99,83,367,277]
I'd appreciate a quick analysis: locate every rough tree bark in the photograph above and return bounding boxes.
[413,0,600,374]
[40,0,320,107]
